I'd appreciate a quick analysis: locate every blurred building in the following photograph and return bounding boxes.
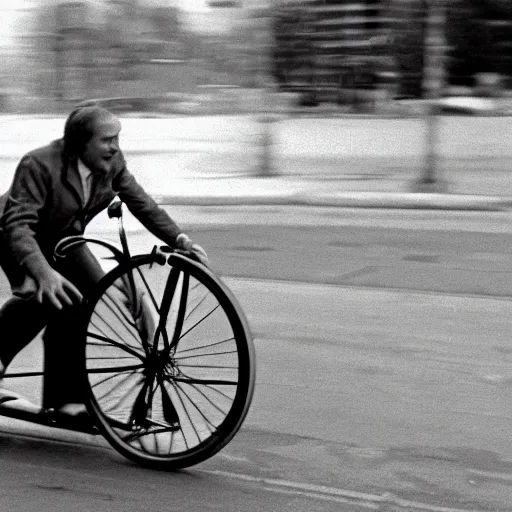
[272,0,393,105]
[1,0,512,112]
[1,0,223,110]
[446,0,512,91]
[273,0,512,102]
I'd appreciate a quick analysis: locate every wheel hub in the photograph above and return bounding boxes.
[146,349,176,375]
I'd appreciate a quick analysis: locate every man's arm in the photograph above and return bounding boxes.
[2,155,52,277]
[2,155,82,308]
[113,166,184,247]
[114,166,209,265]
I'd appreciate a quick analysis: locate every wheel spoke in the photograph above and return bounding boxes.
[176,364,238,370]
[91,309,142,353]
[87,363,145,374]
[166,379,199,446]
[179,305,220,341]
[93,369,143,404]
[184,289,209,323]
[186,380,236,402]
[175,349,238,361]
[84,258,254,468]
[166,380,217,433]
[87,332,145,361]
[173,376,238,387]
[176,336,235,355]
[136,266,160,314]
[102,373,145,416]
[170,378,230,419]
[101,291,139,337]
[91,368,137,390]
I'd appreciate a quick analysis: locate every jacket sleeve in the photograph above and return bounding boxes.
[1,155,53,279]
[113,165,183,247]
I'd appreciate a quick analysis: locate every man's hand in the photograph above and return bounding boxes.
[35,269,83,310]
[190,243,210,267]
[176,233,210,267]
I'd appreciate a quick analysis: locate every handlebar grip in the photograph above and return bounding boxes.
[108,200,123,219]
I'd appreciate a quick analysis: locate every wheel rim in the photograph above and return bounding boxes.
[84,257,253,464]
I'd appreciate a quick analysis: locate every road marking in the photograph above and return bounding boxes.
[0,425,493,512]
[198,469,488,512]
[262,485,379,510]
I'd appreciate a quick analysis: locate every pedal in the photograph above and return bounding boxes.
[133,417,181,433]
[44,407,98,434]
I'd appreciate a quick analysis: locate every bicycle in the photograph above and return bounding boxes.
[0,200,256,470]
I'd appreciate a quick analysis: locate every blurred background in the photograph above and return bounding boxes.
[4,5,512,509]
[1,0,511,114]
[1,0,512,193]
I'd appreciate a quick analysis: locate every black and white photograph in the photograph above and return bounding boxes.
[0,0,512,510]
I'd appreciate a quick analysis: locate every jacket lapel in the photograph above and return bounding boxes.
[63,157,84,206]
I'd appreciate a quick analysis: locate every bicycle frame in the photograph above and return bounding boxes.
[0,200,162,432]
[0,199,255,469]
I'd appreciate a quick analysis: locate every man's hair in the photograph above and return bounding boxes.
[63,101,115,157]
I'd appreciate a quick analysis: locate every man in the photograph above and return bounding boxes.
[0,104,208,418]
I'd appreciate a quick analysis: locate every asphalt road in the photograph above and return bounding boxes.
[2,207,512,511]
[88,205,512,297]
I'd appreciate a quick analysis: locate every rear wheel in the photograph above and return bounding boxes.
[81,253,255,469]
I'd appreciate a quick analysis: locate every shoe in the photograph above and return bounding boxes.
[53,403,89,419]
[47,403,94,431]
[0,361,42,413]
[0,388,42,414]
[0,388,28,405]
[55,403,87,416]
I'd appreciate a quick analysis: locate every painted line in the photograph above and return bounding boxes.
[262,485,379,510]
[197,469,488,512]
[0,423,492,512]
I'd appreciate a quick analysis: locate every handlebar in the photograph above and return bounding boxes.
[54,200,203,272]
[54,200,201,267]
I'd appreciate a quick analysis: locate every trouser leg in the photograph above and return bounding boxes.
[42,305,84,409]
[0,297,50,370]
[42,244,105,409]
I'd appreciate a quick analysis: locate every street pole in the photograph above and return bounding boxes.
[208,0,278,177]
[256,2,278,177]
[412,0,447,192]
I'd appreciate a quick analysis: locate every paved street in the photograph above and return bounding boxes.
[1,208,512,510]
[88,205,512,297]
[1,111,512,509]
[3,276,512,511]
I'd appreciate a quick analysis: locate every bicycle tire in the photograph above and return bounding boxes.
[80,253,255,469]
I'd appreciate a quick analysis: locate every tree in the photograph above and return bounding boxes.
[446,0,512,87]
[388,0,428,98]
[272,6,316,88]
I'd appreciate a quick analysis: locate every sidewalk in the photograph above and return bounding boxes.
[151,175,512,211]
[0,113,511,211]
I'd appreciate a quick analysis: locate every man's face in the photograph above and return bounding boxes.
[80,115,122,173]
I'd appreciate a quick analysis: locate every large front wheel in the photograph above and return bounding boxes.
[80,253,255,469]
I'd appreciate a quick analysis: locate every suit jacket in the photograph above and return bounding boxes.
[0,139,182,290]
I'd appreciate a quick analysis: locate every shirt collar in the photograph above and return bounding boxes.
[77,158,92,179]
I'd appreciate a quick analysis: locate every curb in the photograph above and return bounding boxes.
[154,192,512,211]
